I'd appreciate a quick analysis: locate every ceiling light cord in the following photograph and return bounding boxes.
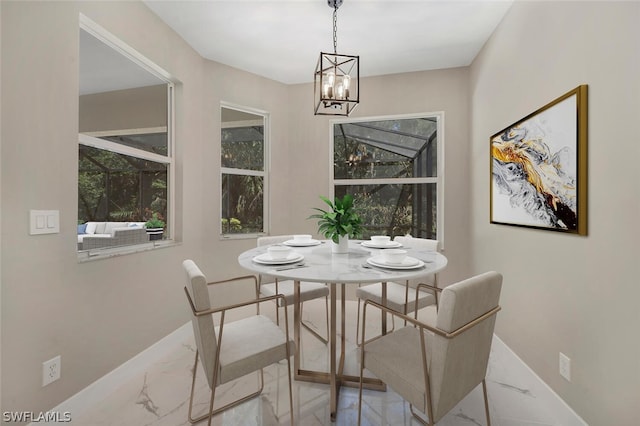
[333,6,338,54]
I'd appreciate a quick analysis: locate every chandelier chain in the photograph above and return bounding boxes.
[332,6,338,54]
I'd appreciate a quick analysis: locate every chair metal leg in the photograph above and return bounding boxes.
[299,297,329,345]
[483,378,492,426]
[279,299,327,346]
[187,351,200,424]
[356,298,362,346]
[409,404,431,425]
[356,297,396,347]
[286,360,294,425]
[325,294,330,342]
[187,350,265,425]
[357,300,366,426]
[357,363,364,425]
[285,338,295,425]
[403,380,491,426]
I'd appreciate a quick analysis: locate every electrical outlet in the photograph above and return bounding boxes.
[42,355,61,386]
[559,352,571,382]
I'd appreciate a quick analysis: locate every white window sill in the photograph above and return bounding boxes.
[220,233,264,241]
[77,240,180,263]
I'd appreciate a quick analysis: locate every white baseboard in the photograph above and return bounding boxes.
[38,322,192,424]
[491,335,588,426]
[36,326,586,426]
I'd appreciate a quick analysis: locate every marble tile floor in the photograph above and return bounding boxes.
[69,299,574,426]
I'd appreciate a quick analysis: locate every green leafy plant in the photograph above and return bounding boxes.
[221,217,243,233]
[309,194,363,243]
[145,212,165,229]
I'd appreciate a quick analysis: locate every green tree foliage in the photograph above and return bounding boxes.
[221,126,265,234]
[78,145,167,224]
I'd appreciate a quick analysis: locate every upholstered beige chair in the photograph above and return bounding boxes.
[182,259,295,425]
[358,271,502,425]
[257,235,330,343]
[355,235,440,342]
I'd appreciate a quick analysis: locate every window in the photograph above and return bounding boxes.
[78,17,175,255]
[220,105,268,237]
[331,114,443,241]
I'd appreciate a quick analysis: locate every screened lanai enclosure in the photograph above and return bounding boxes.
[333,117,439,240]
[78,137,168,225]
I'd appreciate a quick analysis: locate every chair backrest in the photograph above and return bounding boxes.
[257,235,292,284]
[428,271,502,422]
[394,235,439,287]
[183,259,217,390]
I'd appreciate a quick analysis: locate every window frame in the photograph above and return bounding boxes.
[329,112,445,246]
[219,102,270,240]
[78,15,177,260]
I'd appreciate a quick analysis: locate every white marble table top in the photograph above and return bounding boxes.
[238,239,447,283]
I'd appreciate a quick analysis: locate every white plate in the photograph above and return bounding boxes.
[367,256,424,270]
[253,252,304,265]
[283,239,322,247]
[361,241,403,249]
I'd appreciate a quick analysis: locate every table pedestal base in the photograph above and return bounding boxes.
[294,281,386,421]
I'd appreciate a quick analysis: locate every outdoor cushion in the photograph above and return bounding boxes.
[77,223,87,235]
[85,222,98,234]
[94,222,107,234]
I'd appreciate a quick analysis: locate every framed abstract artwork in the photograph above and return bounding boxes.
[490,85,588,235]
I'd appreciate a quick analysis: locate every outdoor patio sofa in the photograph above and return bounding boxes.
[78,221,149,250]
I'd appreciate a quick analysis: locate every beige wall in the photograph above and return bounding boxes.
[0,0,204,416]
[79,85,167,133]
[0,0,292,415]
[2,0,638,424]
[0,0,3,411]
[469,2,640,424]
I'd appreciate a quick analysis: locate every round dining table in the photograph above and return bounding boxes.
[238,238,448,421]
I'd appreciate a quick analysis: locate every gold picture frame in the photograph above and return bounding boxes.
[490,85,588,235]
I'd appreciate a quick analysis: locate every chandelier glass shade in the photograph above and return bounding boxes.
[314,1,359,116]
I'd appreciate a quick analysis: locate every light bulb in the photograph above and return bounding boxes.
[343,75,350,89]
[327,71,335,86]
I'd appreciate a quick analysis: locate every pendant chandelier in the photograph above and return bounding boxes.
[314,0,359,116]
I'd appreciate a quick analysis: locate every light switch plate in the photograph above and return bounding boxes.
[30,210,60,235]
[559,352,571,381]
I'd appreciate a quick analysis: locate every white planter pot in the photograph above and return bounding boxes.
[146,228,164,241]
[331,235,349,254]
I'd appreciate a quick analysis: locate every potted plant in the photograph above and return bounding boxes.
[309,194,363,253]
[145,212,165,241]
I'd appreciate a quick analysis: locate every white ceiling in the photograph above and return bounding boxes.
[142,0,513,85]
[79,1,513,95]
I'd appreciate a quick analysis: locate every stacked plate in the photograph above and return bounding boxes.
[253,243,304,265]
[361,236,402,249]
[366,255,424,270]
[361,240,402,249]
[283,239,321,247]
[253,252,304,265]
